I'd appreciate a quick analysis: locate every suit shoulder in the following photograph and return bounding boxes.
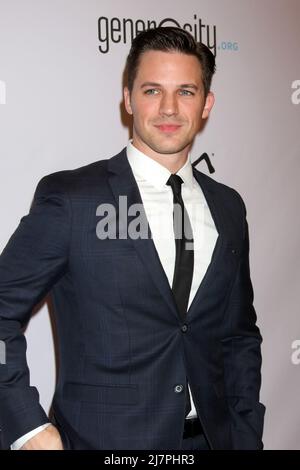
[35,158,111,196]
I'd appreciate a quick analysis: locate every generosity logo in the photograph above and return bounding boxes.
[98,14,217,56]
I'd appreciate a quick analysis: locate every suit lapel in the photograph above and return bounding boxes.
[107,149,179,320]
[186,169,227,317]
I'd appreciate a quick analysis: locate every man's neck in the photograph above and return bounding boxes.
[131,141,190,174]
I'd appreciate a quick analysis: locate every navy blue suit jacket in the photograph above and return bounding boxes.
[0,148,265,449]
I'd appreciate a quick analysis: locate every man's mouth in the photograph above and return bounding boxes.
[154,124,182,133]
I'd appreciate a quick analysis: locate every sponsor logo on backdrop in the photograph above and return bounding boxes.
[291,340,300,365]
[0,79,6,104]
[98,15,217,55]
[291,80,300,105]
[218,41,238,51]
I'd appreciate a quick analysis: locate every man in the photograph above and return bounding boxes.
[0,27,265,450]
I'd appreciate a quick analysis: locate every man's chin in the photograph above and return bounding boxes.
[149,144,190,156]
[144,137,188,154]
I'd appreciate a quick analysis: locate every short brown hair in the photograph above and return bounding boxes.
[125,26,216,97]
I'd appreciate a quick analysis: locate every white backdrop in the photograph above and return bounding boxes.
[0,0,299,449]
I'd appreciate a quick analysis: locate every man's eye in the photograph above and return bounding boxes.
[144,89,159,95]
[179,89,194,96]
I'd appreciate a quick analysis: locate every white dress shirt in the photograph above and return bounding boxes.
[12,142,218,448]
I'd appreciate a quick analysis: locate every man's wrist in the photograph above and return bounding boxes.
[10,423,51,450]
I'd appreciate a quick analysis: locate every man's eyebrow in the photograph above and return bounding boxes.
[140,82,161,88]
[179,84,199,90]
[140,82,199,90]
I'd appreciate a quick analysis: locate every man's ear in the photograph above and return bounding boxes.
[124,87,133,115]
[202,92,215,119]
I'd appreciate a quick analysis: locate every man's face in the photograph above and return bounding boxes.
[124,50,214,160]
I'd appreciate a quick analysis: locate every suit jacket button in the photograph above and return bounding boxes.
[174,384,184,393]
[181,324,188,333]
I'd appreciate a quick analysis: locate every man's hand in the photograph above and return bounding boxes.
[20,424,64,450]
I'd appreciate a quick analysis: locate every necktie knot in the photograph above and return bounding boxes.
[166,174,183,196]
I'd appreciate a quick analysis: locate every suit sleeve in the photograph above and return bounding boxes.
[221,194,266,450]
[0,175,71,448]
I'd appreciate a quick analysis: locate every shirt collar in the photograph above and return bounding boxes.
[126,140,194,191]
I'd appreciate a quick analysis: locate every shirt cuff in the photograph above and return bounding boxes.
[10,423,51,450]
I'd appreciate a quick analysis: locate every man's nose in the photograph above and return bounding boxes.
[159,93,178,117]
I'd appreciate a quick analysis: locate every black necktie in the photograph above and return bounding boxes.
[167,174,194,416]
[166,174,194,321]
